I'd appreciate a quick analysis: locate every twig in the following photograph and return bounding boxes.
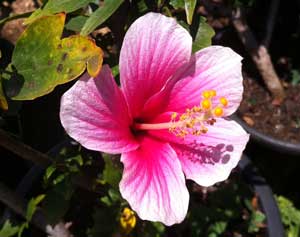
[232,7,285,102]
[263,0,280,48]
[0,129,53,167]
[199,0,285,102]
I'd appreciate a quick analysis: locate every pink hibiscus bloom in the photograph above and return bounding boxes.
[60,13,249,225]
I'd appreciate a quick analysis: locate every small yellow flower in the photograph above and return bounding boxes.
[120,207,136,235]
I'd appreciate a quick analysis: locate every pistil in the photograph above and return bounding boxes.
[133,121,184,131]
[133,90,228,138]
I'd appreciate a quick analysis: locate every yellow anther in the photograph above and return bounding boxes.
[202,90,211,99]
[185,119,195,128]
[192,106,202,112]
[201,127,208,133]
[180,114,188,121]
[171,112,178,120]
[120,207,136,235]
[209,90,217,97]
[169,90,226,138]
[192,130,202,135]
[220,97,228,107]
[213,107,223,117]
[201,99,212,110]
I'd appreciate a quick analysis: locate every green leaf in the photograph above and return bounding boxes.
[248,211,265,233]
[100,196,113,206]
[43,180,74,224]
[170,0,184,9]
[192,16,215,53]
[277,195,300,237]
[0,220,19,237]
[65,16,88,32]
[207,221,227,237]
[184,0,197,25]
[137,0,148,13]
[17,223,27,237]
[43,0,92,12]
[43,191,70,224]
[26,194,46,222]
[108,188,121,203]
[291,69,300,86]
[111,65,119,77]
[102,154,122,189]
[81,0,124,36]
[53,174,66,185]
[25,0,93,24]
[11,14,103,100]
[44,165,57,182]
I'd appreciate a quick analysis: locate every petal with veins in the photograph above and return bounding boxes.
[120,136,189,226]
[60,65,139,154]
[120,12,192,118]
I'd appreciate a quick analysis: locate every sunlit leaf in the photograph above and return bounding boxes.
[111,65,119,77]
[25,0,93,24]
[277,195,300,237]
[207,221,227,236]
[248,211,265,233]
[44,165,57,183]
[17,223,27,237]
[81,0,124,36]
[0,220,19,237]
[192,16,215,53]
[26,194,46,221]
[184,0,197,25]
[11,14,103,100]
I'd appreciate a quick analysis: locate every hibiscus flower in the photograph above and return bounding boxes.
[60,12,249,225]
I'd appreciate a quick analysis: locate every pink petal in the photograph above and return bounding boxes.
[119,136,189,225]
[176,119,249,186]
[120,12,192,118]
[154,118,249,187]
[141,46,243,118]
[60,65,139,154]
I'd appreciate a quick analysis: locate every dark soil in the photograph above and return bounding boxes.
[238,74,300,144]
